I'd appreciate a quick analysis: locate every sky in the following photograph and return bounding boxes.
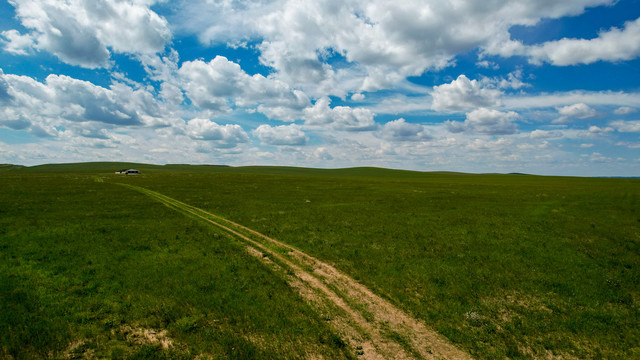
[1,0,640,176]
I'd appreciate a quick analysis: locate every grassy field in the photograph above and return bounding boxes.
[0,167,352,359]
[1,162,639,359]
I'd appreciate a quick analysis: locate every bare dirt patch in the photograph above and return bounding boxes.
[118,325,174,349]
[63,340,94,359]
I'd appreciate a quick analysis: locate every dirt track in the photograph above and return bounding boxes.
[120,183,472,359]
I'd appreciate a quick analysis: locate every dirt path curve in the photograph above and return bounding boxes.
[119,183,472,360]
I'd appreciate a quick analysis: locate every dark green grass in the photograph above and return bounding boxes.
[0,172,352,359]
[106,166,640,359]
[3,163,640,358]
[0,164,24,171]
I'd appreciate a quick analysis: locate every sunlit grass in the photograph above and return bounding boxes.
[2,163,639,358]
[115,165,639,359]
[0,171,351,359]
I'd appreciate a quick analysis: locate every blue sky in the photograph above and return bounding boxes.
[1,0,640,176]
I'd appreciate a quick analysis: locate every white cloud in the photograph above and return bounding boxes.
[3,1,640,177]
[551,116,572,124]
[185,118,249,147]
[615,141,640,149]
[313,147,333,160]
[481,69,530,90]
[0,107,30,131]
[476,60,499,70]
[170,0,266,45]
[554,126,615,140]
[302,97,336,125]
[367,94,431,115]
[529,129,564,139]
[557,103,597,119]
[172,0,618,97]
[466,137,513,151]
[613,106,637,115]
[159,82,184,108]
[431,75,501,112]
[504,90,640,109]
[0,70,178,140]
[253,124,308,146]
[178,56,309,120]
[588,125,614,134]
[588,152,613,163]
[7,0,171,68]
[379,118,431,142]
[465,108,520,135]
[446,108,519,135]
[1,29,35,55]
[0,69,11,102]
[138,49,180,83]
[303,97,377,131]
[525,17,640,66]
[609,120,640,132]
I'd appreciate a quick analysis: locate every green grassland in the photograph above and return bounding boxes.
[1,163,639,359]
[0,167,352,359]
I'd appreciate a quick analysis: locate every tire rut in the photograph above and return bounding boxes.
[119,183,472,360]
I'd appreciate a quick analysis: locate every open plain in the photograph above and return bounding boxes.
[1,162,639,359]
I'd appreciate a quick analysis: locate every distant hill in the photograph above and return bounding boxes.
[12,162,456,178]
[18,162,222,173]
[10,161,633,179]
[0,164,25,171]
[24,162,159,173]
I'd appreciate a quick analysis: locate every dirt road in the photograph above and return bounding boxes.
[120,183,472,359]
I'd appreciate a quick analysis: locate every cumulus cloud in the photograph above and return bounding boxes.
[303,97,377,131]
[7,0,171,68]
[466,137,513,151]
[431,75,502,112]
[171,0,265,45]
[465,108,520,135]
[0,70,175,139]
[446,108,519,135]
[1,29,35,55]
[0,107,30,131]
[588,125,614,134]
[524,17,640,66]
[178,56,246,111]
[253,124,308,146]
[178,56,309,120]
[529,129,564,139]
[169,0,626,98]
[3,0,640,176]
[610,120,640,132]
[185,118,249,147]
[379,118,431,142]
[476,60,499,70]
[481,69,530,90]
[313,147,333,160]
[138,49,180,83]
[556,103,597,119]
[0,69,11,102]
[613,106,637,115]
[504,90,640,109]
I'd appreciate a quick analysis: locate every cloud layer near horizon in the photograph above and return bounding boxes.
[1,0,639,176]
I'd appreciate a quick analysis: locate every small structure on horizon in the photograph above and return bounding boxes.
[115,169,140,175]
